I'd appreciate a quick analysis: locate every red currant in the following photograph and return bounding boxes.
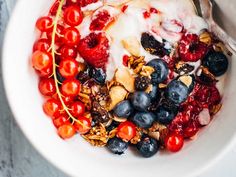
[62,95,75,105]
[65,0,80,6]
[47,24,64,43]
[165,133,184,152]
[38,78,56,96]
[117,121,136,142]
[64,6,83,26]
[58,124,76,139]
[36,16,53,32]
[59,58,79,78]
[59,45,77,59]
[32,51,52,71]
[62,27,80,46]
[36,67,53,78]
[74,117,91,134]
[61,79,81,96]
[71,101,85,117]
[43,98,61,118]
[53,114,70,128]
[183,122,199,138]
[33,38,51,52]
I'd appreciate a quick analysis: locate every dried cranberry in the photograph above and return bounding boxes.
[90,10,111,31]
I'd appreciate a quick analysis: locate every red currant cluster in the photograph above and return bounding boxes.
[32,0,91,139]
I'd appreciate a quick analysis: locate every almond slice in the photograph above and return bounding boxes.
[121,36,140,56]
[115,68,135,93]
[108,86,128,111]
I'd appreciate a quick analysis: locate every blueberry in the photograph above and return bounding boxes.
[107,137,128,155]
[147,59,169,84]
[106,121,119,132]
[76,66,90,83]
[89,68,106,84]
[136,136,160,158]
[141,32,167,57]
[113,100,134,118]
[165,80,189,105]
[130,91,151,111]
[149,85,161,101]
[202,51,228,77]
[131,112,156,128]
[177,75,195,93]
[156,105,177,125]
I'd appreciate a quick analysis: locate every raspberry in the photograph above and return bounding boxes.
[90,10,111,31]
[179,33,208,62]
[78,32,109,68]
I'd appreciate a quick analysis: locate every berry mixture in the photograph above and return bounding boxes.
[31,0,230,157]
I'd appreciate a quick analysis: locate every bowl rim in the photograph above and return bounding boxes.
[2,0,236,177]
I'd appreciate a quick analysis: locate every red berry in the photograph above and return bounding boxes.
[122,55,129,67]
[58,124,76,139]
[62,27,80,46]
[59,58,79,79]
[150,7,159,14]
[33,38,51,52]
[66,0,80,6]
[74,117,91,134]
[61,79,81,96]
[62,95,75,105]
[71,101,85,117]
[32,51,52,71]
[53,114,70,128]
[36,16,53,32]
[38,78,56,96]
[78,32,109,68]
[47,24,64,43]
[121,5,128,13]
[90,10,111,31]
[179,33,208,62]
[165,133,184,152]
[64,6,83,26]
[43,98,61,118]
[117,121,136,142]
[59,45,77,59]
[36,67,53,78]
[49,0,60,16]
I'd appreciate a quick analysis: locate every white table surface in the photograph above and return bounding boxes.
[0,0,235,176]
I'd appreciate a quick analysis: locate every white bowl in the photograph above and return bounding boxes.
[2,0,236,177]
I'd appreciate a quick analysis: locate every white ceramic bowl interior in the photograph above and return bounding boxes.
[3,0,236,177]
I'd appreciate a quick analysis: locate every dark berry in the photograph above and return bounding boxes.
[141,32,167,57]
[165,80,189,105]
[131,112,156,128]
[106,121,120,132]
[76,66,90,83]
[156,105,177,125]
[135,76,151,91]
[202,51,228,77]
[147,59,169,84]
[136,136,160,158]
[107,137,128,155]
[149,85,161,101]
[177,75,195,93]
[113,100,134,118]
[130,91,151,111]
[89,68,106,85]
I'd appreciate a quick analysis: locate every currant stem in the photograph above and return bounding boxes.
[50,0,85,127]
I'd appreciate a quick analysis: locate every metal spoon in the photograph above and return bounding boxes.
[193,0,236,53]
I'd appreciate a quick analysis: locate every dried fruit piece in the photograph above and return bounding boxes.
[121,36,140,56]
[199,31,212,46]
[115,68,135,92]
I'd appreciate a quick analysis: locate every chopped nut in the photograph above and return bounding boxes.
[130,128,142,144]
[113,115,127,122]
[159,83,167,88]
[210,104,222,115]
[108,85,128,110]
[105,0,131,6]
[122,36,141,56]
[199,31,212,45]
[148,131,160,140]
[140,66,155,77]
[108,128,118,139]
[115,68,135,92]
